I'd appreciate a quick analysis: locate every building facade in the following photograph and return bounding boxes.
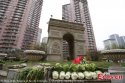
[42,37,48,44]
[0,0,43,51]
[103,39,117,50]
[62,0,97,53]
[36,28,42,45]
[104,34,125,49]
[62,4,72,22]
[109,34,121,46]
[47,19,86,61]
[120,36,125,46]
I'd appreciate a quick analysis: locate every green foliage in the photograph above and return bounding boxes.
[0,60,5,64]
[15,67,32,81]
[53,63,97,72]
[90,61,112,68]
[84,63,96,71]
[53,63,63,72]
[31,43,47,53]
[14,66,45,83]
[79,64,85,71]
[120,63,125,67]
[69,64,79,72]
[62,63,70,72]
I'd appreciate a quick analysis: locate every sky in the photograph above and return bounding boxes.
[39,0,125,50]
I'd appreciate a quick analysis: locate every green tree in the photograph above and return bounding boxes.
[31,43,47,53]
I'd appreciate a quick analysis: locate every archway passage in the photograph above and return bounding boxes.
[63,33,74,60]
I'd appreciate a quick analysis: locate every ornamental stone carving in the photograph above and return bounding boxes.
[47,18,86,61]
[51,42,60,54]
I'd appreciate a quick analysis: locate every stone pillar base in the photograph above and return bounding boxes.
[47,54,62,61]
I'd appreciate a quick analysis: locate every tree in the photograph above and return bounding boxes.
[30,43,47,53]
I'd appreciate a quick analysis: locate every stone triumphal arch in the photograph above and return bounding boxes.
[47,19,86,61]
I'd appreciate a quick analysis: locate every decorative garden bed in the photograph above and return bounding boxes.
[45,63,111,83]
[12,59,111,83]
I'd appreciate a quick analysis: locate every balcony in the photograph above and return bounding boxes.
[9,21,20,25]
[2,36,16,40]
[4,31,17,35]
[13,13,23,17]
[1,43,16,46]
[5,28,18,31]
[0,7,7,10]
[17,6,25,9]
[0,16,3,19]
[12,16,22,19]
[6,24,19,28]
[11,18,21,22]
[15,9,24,13]
[0,2,9,6]
[15,7,24,11]
[18,1,27,5]
[0,10,6,13]
[17,3,26,7]
[1,0,10,3]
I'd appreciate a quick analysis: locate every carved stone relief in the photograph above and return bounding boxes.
[51,42,60,54]
[76,33,84,40]
[76,43,85,55]
[50,30,60,37]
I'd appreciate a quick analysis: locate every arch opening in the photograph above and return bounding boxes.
[63,33,74,60]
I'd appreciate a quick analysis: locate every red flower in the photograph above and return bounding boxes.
[72,56,83,64]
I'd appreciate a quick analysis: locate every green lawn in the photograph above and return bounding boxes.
[89,61,113,68]
[120,63,125,67]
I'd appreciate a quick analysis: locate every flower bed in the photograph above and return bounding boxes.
[49,63,100,79]
[46,63,111,83]
[13,62,111,83]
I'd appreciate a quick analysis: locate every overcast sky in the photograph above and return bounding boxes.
[39,0,125,50]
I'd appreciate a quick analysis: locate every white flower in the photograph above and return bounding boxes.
[91,72,97,79]
[71,72,78,80]
[78,72,84,79]
[65,72,71,79]
[59,71,65,80]
[52,71,59,79]
[84,71,92,79]
[21,63,27,67]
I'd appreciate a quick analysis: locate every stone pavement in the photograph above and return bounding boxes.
[108,65,125,83]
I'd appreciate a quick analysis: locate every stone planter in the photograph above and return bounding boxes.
[7,69,19,80]
[0,70,7,80]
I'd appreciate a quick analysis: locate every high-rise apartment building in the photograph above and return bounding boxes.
[36,28,42,45]
[42,37,48,44]
[62,4,72,22]
[62,0,97,52]
[103,39,117,50]
[0,0,43,52]
[104,34,125,49]
[120,36,125,46]
[109,34,121,46]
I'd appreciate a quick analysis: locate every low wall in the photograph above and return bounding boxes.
[109,70,125,83]
[47,54,62,61]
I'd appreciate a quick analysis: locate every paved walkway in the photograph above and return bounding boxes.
[108,64,125,83]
